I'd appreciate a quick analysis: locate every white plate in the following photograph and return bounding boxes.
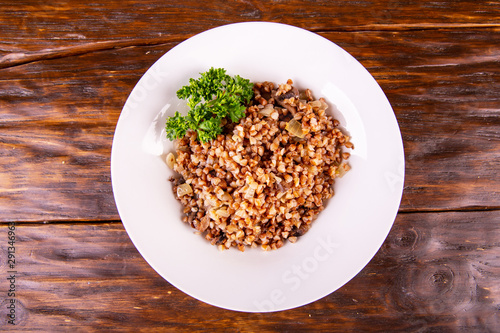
[111,22,404,312]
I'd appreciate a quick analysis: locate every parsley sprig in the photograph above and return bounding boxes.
[165,68,254,143]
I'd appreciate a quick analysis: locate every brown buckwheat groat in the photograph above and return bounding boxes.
[169,80,352,251]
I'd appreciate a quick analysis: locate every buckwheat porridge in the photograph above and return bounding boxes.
[165,71,352,251]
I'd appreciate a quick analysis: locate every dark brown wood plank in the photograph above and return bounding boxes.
[0,45,162,222]
[1,28,498,222]
[1,1,498,332]
[0,211,498,330]
[3,0,499,45]
[1,0,499,67]
[329,29,500,211]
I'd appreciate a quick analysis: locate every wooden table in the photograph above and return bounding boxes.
[1,0,499,331]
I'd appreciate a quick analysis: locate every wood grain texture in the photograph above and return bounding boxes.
[1,0,499,67]
[330,28,500,211]
[0,45,163,222]
[1,29,499,221]
[0,0,499,331]
[0,211,498,331]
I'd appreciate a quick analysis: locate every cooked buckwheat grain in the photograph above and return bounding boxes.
[169,80,352,251]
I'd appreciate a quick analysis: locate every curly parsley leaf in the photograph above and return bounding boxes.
[165,67,254,143]
[165,111,191,141]
[197,117,223,143]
